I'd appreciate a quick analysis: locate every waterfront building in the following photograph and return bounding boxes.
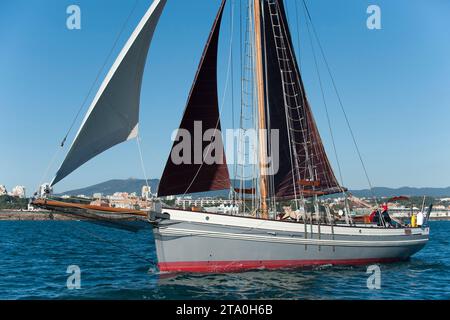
[111,192,129,199]
[142,185,152,200]
[11,186,26,198]
[102,192,153,210]
[93,193,103,199]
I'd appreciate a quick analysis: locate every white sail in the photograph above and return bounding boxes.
[51,0,166,186]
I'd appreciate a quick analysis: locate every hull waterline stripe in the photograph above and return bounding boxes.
[158,227,428,247]
[158,257,405,273]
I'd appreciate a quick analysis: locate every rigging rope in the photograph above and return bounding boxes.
[302,0,378,204]
[293,0,303,74]
[241,0,257,211]
[272,0,312,205]
[263,3,278,213]
[231,0,237,203]
[136,135,150,189]
[302,3,346,190]
[36,147,63,194]
[36,0,141,193]
[60,0,141,148]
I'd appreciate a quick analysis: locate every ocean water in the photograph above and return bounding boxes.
[0,220,448,300]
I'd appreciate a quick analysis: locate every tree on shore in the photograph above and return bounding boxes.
[0,195,28,210]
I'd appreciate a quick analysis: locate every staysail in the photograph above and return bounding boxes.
[157,0,230,197]
[261,0,343,199]
[51,0,167,186]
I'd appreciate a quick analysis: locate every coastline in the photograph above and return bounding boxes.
[0,210,79,221]
[1,209,449,221]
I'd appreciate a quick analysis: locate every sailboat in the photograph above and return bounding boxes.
[33,0,430,273]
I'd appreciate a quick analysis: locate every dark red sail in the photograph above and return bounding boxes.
[260,0,344,199]
[157,0,230,197]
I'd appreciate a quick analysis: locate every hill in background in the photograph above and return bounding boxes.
[350,187,450,198]
[60,179,450,198]
[61,179,159,197]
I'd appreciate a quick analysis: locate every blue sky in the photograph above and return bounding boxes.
[0,0,449,194]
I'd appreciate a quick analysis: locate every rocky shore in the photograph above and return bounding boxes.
[0,210,79,221]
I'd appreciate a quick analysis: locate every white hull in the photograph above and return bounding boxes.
[152,209,429,273]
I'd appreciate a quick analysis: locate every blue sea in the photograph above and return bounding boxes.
[0,220,448,300]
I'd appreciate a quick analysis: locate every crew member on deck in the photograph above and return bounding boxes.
[369,209,380,225]
[381,203,393,227]
[411,213,417,228]
[417,211,424,227]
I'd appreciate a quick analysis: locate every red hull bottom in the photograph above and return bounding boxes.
[158,258,405,273]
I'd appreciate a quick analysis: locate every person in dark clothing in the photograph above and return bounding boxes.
[381,202,400,227]
[369,210,380,224]
[382,210,392,227]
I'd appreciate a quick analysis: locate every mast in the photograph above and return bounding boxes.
[253,0,269,219]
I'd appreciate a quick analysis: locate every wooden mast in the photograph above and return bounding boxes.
[253,0,269,219]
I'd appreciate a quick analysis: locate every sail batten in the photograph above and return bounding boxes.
[157,0,230,197]
[51,0,166,186]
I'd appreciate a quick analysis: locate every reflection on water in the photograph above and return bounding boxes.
[0,221,448,299]
[157,270,319,299]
